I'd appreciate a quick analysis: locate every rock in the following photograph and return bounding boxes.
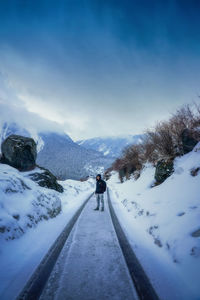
[13,214,20,220]
[1,134,37,171]
[191,228,200,238]
[181,129,198,154]
[190,167,200,177]
[154,238,162,248]
[0,135,63,193]
[177,212,185,217]
[80,175,90,182]
[28,166,64,193]
[190,246,200,257]
[133,170,140,180]
[154,159,174,184]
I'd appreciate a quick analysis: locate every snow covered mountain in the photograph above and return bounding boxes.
[37,132,113,180]
[77,135,143,158]
[0,122,113,180]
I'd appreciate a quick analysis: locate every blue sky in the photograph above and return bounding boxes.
[0,0,200,140]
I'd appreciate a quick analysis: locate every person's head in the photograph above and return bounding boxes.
[96,174,101,181]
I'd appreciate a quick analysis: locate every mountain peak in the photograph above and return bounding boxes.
[77,134,143,158]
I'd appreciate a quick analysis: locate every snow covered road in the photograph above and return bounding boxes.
[40,192,138,300]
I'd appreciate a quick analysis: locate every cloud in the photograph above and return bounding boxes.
[0,73,65,135]
[0,1,200,140]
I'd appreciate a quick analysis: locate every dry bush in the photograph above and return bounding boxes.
[141,138,158,164]
[104,167,113,181]
[193,102,200,126]
[175,103,200,129]
[145,121,175,161]
[122,144,144,170]
[111,147,141,181]
[112,158,124,171]
[111,103,200,181]
[169,105,194,155]
[111,158,127,182]
[168,103,200,155]
[144,103,200,160]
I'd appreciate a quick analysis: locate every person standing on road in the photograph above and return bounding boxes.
[94,174,107,211]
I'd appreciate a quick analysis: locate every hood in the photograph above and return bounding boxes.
[96,174,101,180]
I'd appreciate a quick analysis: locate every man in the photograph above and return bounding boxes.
[94,174,107,211]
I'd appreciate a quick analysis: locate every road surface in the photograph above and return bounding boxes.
[40,193,138,300]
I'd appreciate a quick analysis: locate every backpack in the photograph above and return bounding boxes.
[102,180,107,192]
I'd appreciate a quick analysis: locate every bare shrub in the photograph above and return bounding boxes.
[122,144,144,170]
[141,138,158,164]
[111,158,127,182]
[145,121,175,162]
[109,103,200,182]
[168,103,200,155]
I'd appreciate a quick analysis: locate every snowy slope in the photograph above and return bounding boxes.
[77,134,143,158]
[108,143,200,300]
[0,164,62,241]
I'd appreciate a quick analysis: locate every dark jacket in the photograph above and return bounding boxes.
[95,175,107,194]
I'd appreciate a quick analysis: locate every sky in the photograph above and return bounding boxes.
[0,0,200,141]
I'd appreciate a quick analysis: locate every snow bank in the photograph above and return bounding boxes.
[0,164,61,240]
[108,143,200,300]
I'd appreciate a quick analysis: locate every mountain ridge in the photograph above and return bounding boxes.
[77,134,143,158]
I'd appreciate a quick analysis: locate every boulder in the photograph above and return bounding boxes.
[1,135,37,171]
[0,134,63,193]
[28,166,64,193]
[191,228,200,238]
[155,159,174,184]
[181,129,198,154]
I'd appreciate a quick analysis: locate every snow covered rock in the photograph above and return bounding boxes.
[154,158,174,184]
[27,166,64,193]
[0,164,61,241]
[1,134,37,171]
[0,134,63,192]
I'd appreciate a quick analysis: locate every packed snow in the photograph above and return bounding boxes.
[0,166,94,300]
[40,193,138,300]
[108,142,200,300]
[0,164,61,241]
